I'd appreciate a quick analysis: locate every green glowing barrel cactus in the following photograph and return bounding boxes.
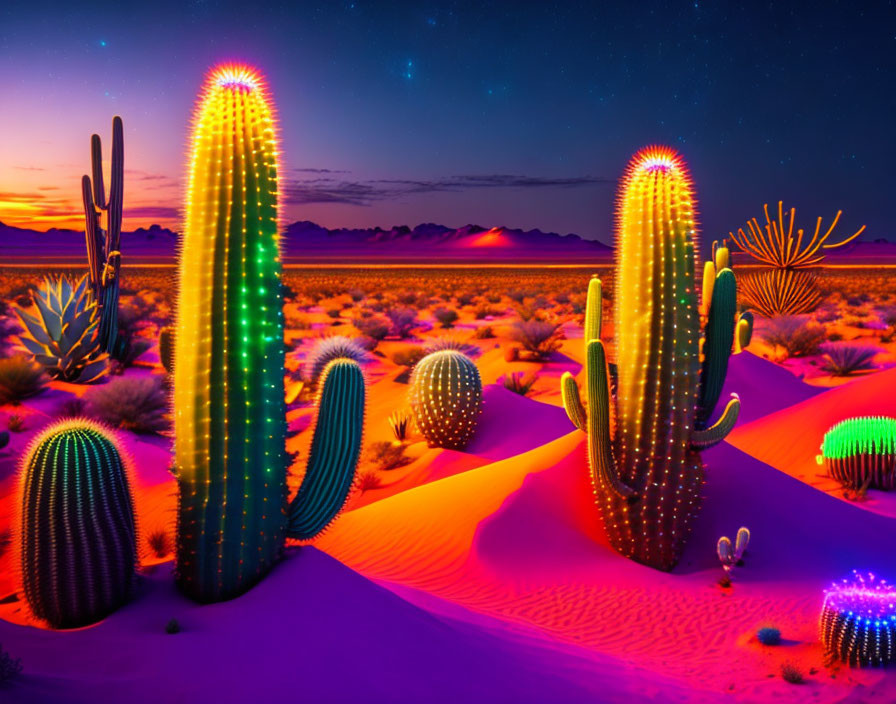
[817,416,896,490]
[19,419,137,628]
[410,349,481,450]
[174,65,364,602]
[561,146,750,570]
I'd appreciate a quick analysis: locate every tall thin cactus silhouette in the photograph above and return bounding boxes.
[81,116,125,358]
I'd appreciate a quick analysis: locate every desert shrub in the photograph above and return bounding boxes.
[351,314,391,341]
[7,414,25,432]
[347,288,365,302]
[85,376,169,433]
[472,325,495,339]
[390,346,426,368]
[165,619,181,634]
[57,397,88,417]
[356,469,384,492]
[304,336,369,384]
[502,371,537,396]
[388,410,412,442]
[0,314,22,355]
[757,627,781,645]
[365,440,412,471]
[0,354,48,405]
[0,644,22,683]
[110,337,152,374]
[510,319,563,359]
[780,663,804,684]
[739,269,822,317]
[147,530,171,558]
[820,342,879,375]
[285,312,312,330]
[473,303,499,319]
[423,337,479,357]
[433,307,459,328]
[386,307,418,338]
[759,316,826,358]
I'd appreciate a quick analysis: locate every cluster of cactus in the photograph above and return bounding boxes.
[173,64,365,602]
[717,526,750,577]
[817,416,896,490]
[561,146,751,571]
[18,419,137,628]
[14,274,108,383]
[409,349,482,450]
[729,202,865,316]
[82,116,127,359]
[820,571,896,667]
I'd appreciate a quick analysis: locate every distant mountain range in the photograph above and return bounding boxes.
[0,219,892,265]
[0,220,612,264]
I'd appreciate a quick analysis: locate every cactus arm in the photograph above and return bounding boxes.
[697,267,737,426]
[287,358,365,540]
[691,395,740,450]
[700,261,715,317]
[108,116,123,257]
[735,311,753,353]
[714,245,730,271]
[585,340,636,501]
[90,133,106,210]
[584,276,602,344]
[560,371,586,431]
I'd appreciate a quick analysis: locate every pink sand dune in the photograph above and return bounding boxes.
[729,365,896,517]
[0,547,698,704]
[316,432,896,702]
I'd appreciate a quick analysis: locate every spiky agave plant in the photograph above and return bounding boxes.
[14,275,108,383]
[18,419,137,628]
[174,64,364,603]
[561,146,750,570]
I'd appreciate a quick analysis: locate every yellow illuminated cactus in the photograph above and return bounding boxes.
[562,146,747,571]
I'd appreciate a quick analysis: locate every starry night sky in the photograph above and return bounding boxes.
[0,0,893,246]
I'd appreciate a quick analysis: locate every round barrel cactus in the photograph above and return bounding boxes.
[410,349,481,450]
[821,571,896,667]
[19,419,137,628]
[817,416,896,490]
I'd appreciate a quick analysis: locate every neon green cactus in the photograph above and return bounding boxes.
[174,65,364,603]
[817,416,896,490]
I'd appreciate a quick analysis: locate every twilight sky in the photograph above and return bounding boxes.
[0,0,892,246]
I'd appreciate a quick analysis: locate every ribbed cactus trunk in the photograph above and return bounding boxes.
[610,149,703,568]
[561,146,747,571]
[19,420,137,629]
[175,65,288,602]
[409,349,482,450]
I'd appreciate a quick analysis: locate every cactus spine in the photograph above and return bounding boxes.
[175,65,363,602]
[19,419,137,628]
[410,349,482,450]
[82,116,125,359]
[561,146,747,570]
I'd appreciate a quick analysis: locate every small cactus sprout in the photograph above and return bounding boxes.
[409,349,482,450]
[389,409,412,442]
[817,417,896,490]
[717,527,750,575]
[820,571,896,667]
[19,419,138,628]
[757,627,782,645]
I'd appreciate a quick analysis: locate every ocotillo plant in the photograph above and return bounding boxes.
[409,349,482,450]
[82,116,126,358]
[561,146,749,570]
[19,419,137,628]
[175,64,364,603]
[729,202,866,316]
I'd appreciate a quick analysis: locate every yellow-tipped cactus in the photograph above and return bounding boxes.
[561,146,748,570]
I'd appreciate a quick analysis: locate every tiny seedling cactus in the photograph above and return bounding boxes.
[717,526,750,577]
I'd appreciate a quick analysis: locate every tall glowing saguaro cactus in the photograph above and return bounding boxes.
[561,146,749,570]
[175,64,364,603]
